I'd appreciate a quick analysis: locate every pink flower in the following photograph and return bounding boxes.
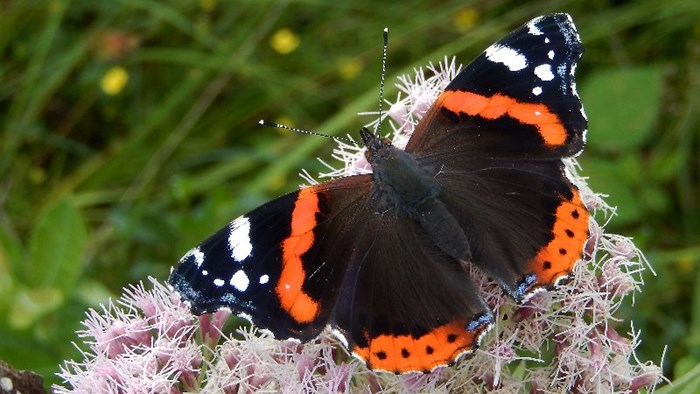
[57,58,663,393]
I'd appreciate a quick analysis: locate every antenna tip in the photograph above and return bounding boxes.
[258,119,265,125]
[383,27,389,33]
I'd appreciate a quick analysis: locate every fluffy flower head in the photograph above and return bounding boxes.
[57,58,662,393]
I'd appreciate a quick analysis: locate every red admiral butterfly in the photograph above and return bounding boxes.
[169,13,589,374]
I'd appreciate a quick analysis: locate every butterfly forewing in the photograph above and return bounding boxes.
[169,176,372,340]
[406,13,586,158]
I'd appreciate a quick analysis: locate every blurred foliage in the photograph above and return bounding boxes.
[0,0,698,388]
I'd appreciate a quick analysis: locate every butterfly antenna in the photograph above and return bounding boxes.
[259,120,353,143]
[376,27,389,136]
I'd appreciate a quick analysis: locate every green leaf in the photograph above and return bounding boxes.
[25,198,87,294]
[650,150,682,182]
[641,186,671,215]
[8,287,64,330]
[581,65,665,153]
[656,361,700,394]
[75,280,113,308]
[580,156,643,226]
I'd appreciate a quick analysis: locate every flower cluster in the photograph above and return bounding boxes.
[56,58,663,393]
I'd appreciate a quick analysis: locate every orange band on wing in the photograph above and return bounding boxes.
[276,188,321,323]
[440,91,567,147]
[528,189,589,285]
[352,318,488,373]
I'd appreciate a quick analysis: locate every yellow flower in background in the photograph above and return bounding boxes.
[338,58,364,81]
[100,66,129,96]
[452,7,479,32]
[270,28,300,54]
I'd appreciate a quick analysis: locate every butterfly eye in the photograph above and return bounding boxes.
[364,149,373,162]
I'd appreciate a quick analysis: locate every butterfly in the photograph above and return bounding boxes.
[168,13,589,374]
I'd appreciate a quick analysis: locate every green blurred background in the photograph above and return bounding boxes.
[1,0,698,389]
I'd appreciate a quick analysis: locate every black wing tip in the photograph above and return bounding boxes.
[168,269,212,315]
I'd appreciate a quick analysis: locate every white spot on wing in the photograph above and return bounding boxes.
[532,86,543,96]
[534,64,554,81]
[485,44,527,71]
[213,278,225,287]
[230,270,250,292]
[202,270,208,276]
[182,247,205,268]
[259,274,269,284]
[548,50,555,60]
[527,18,544,35]
[228,216,253,262]
[571,63,581,99]
[544,37,550,43]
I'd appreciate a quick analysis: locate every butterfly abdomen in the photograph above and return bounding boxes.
[417,198,472,262]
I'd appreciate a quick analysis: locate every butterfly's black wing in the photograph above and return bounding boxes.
[170,172,493,374]
[406,13,589,297]
[169,176,372,341]
[329,209,493,373]
[407,13,586,158]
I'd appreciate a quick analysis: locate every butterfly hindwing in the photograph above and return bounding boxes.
[330,210,493,373]
[433,162,588,298]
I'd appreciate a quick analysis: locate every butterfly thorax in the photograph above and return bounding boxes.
[361,128,439,217]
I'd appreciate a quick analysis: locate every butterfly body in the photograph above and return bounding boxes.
[362,129,439,215]
[169,13,590,374]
